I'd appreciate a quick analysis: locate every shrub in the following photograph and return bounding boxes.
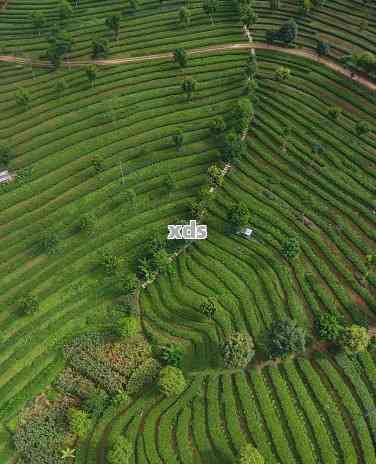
[281,237,300,260]
[238,443,265,464]
[199,296,218,319]
[227,201,250,228]
[268,318,307,359]
[117,316,141,338]
[210,116,226,137]
[13,406,66,463]
[158,344,184,367]
[208,164,223,187]
[317,40,330,56]
[355,120,370,137]
[126,358,161,395]
[222,130,247,162]
[339,325,370,353]
[98,248,121,274]
[107,436,132,464]
[18,293,39,315]
[266,19,298,44]
[0,143,13,166]
[327,105,343,121]
[38,229,60,255]
[68,408,91,439]
[15,87,31,109]
[78,212,97,235]
[83,388,109,417]
[222,332,255,368]
[316,311,344,341]
[157,366,186,397]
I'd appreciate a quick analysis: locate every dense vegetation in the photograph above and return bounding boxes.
[0,1,375,463]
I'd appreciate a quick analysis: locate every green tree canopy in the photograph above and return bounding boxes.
[340,325,370,353]
[222,332,255,368]
[238,443,265,464]
[268,318,307,358]
[158,366,186,396]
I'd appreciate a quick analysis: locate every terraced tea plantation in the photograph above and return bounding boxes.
[0,1,375,464]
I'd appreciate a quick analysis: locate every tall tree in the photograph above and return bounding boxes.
[179,7,191,27]
[181,76,197,100]
[203,0,218,24]
[30,11,46,35]
[172,128,184,151]
[173,48,188,68]
[106,14,121,41]
[86,64,98,88]
[58,0,73,21]
[92,37,109,58]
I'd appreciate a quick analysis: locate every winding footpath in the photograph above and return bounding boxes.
[0,42,375,92]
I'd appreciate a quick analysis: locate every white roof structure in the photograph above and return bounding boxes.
[237,226,253,239]
[0,170,12,184]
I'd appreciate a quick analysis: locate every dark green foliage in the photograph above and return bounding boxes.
[244,54,258,80]
[203,0,218,23]
[188,199,207,219]
[355,120,370,137]
[230,98,254,134]
[30,11,46,34]
[227,201,250,228]
[54,367,96,398]
[199,296,218,319]
[0,143,13,166]
[54,78,68,96]
[18,293,40,315]
[222,130,247,162]
[92,37,110,58]
[14,405,66,464]
[107,436,133,464]
[327,105,343,121]
[106,14,121,40]
[15,87,31,109]
[126,358,161,395]
[86,64,98,87]
[179,7,191,27]
[182,76,197,100]
[158,343,183,367]
[210,116,226,137]
[172,129,184,151]
[39,229,60,255]
[241,4,258,29]
[173,48,188,68]
[157,366,186,396]
[281,237,300,260]
[317,40,330,56]
[268,318,307,358]
[58,0,73,21]
[164,173,176,194]
[83,388,109,417]
[151,248,171,274]
[207,164,223,187]
[47,29,73,66]
[64,334,124,394]
[222,332,255,368]
[266,18,298,44]
[316,311,344,341]
[98,248,121,275]
[78,212,97,235]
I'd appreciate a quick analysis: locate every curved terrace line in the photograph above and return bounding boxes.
[0,43,375,91]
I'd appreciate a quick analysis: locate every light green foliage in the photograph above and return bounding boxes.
[68,408,91,439]
[238,443,265,464]
[158,366,186,396]
[117,316,141,338]
[340,325,370,353]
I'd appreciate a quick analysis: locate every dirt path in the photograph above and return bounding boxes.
[1,43,375,91]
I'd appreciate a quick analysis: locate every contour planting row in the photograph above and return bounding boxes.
[0,0,244,58]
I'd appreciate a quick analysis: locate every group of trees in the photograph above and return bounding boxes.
[316,311,370,353]
[266,18,298,45]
